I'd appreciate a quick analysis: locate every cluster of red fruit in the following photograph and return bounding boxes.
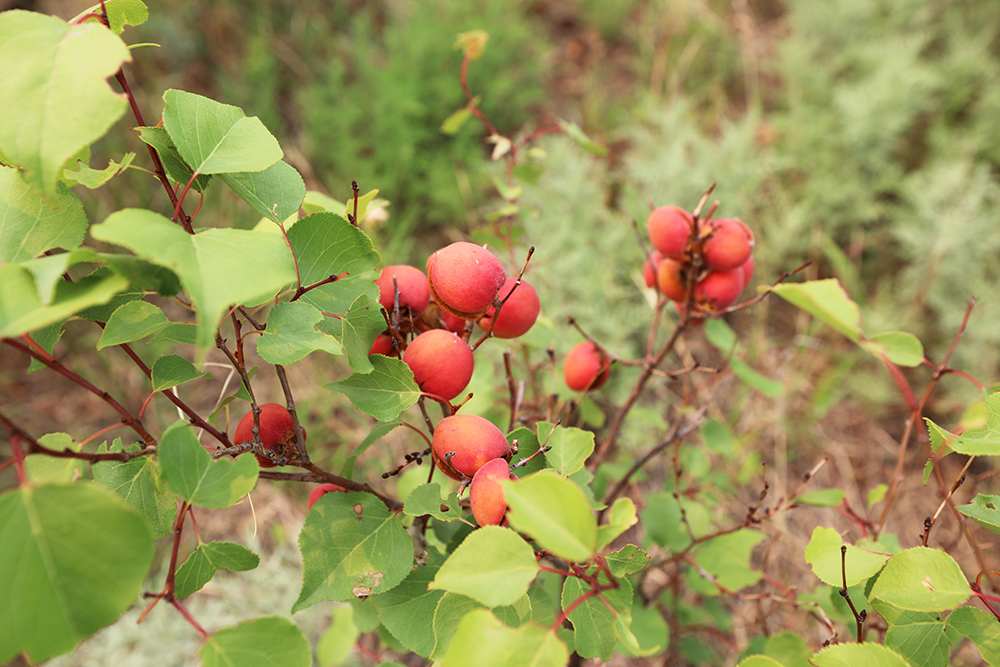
[371,241,541,402]
[432,414,517,526]
[642,205,755,313]
[232,242,538,524]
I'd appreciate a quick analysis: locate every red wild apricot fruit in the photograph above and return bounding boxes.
[701,218,754,271]
[739,255,755,289]
[431,414,511,480]
[642,251,664,289]
[403,329,474,401]
[648,206,694,259]
[234,403,301,468]
[671,299,705,326]
[655,257,687,302]
[695,267,745,310]
[478,277,541,339]
[369,333,396,357]
[427,242,507,319]
[307,483,346,510]
[439,309,470,335]
[563,341,612,391]
[375,265,431,315]
[469,458,518,526]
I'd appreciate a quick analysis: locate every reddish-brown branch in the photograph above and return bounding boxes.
[4,338,156,447]
[108,336,231,447]
[10,434,28,486]
[261,464,404,512]
[111,66,193,233]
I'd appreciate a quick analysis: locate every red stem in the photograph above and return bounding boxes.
[10,434,28,486]
[4,338,157,447]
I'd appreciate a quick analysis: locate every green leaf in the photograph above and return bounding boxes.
[539,422,594,475]
[317,605,359,667]
[508,427,548,477]
[345,188,381,221]
[731,358,785,397]
[561,575,632,660]
[569,466,604,511]
[764,631,812,667]
[873,606,951,667]
[797,489,846,507]
[62,152,135,188]
[294,491,412,611]
[0,166,87,263]
[24,433,83,483]
[858,534,903,556]
[596,498,638,552]
[174,541,260,599]
[502,470,597,563]
[606,544,650,577]
[869,547,972,612]
[151,354,210,391]
[149,322,197,346]
[0,11,130,195]
[326,354,420,422]
[91,208,296,350]
[340,421,399,480]
[21,253,79,303]
[771,279,862,342]
[868,483,889,509]
[429,526,539,608]
[162,89,282,175]
[441,609,569,667]
[97,300,168,349]
[923,459,935,485]
[403,483,463,522]
[257,301,342,364]
[946,606,1000,665]
[440,106,473,136]
[925,392,1000,456]
[289,212,381,319]
[804,527,891,587]
[491,175,523,201]
[157,421,258,509]
[957,494,1000,535]
[219,160,305,223]
[557,119,608,156]
[301,190,343,215]
[75,0,149,35]
[0,264,129,338]
[431,593,487,658]
[736,658,786,667]
[373,553,446,658]
[615,608,660,657]
[641,491,712,553]
[0,483,154,664]
[702,419,735,456]
[810,642,912,667]
[493,593,532,628]
[619,596,668,657]
[135,126,212,191]
[25,320,64,373]
[200,616,310,667]
[93,438,175,539]
[706,318,738,352]
[75,252,181,298]
[693,529,767,593]
[865,331,925,367]
[338,294,388,374]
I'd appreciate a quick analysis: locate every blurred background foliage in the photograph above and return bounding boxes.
[32,0,1000,435]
